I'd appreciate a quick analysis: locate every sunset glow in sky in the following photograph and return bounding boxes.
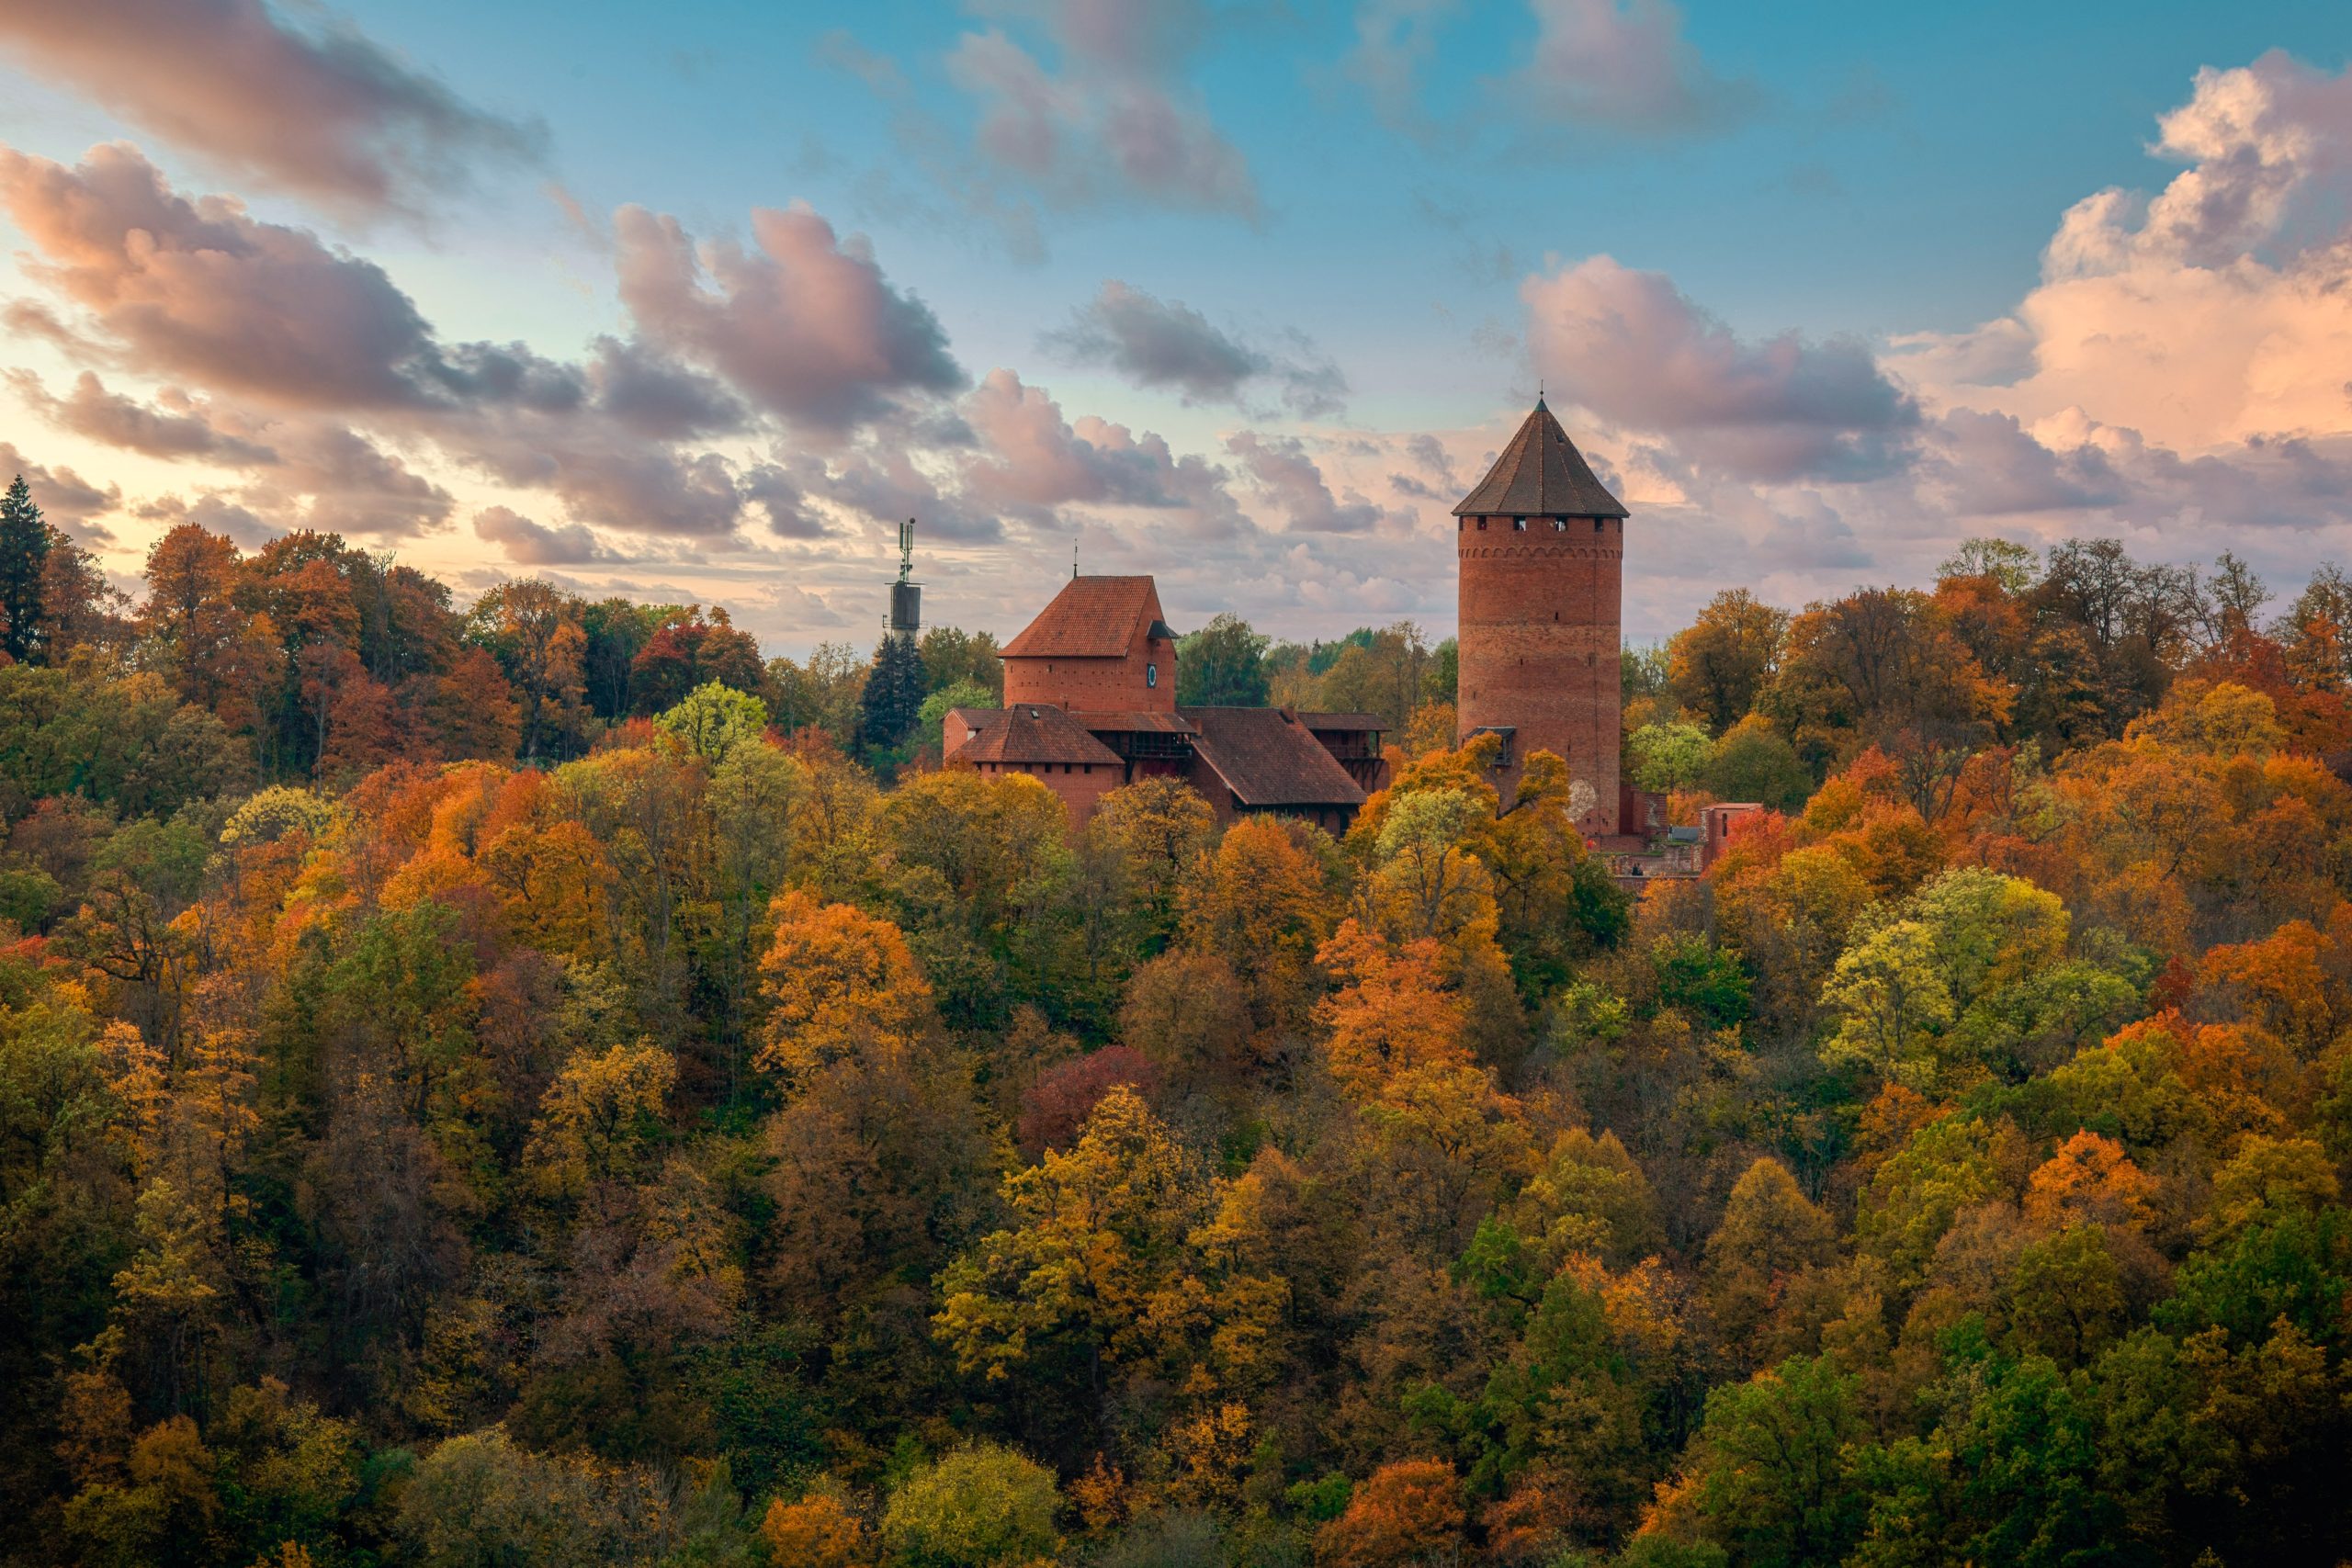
[1,0,2348,653]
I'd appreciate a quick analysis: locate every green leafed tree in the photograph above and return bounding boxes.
[858,632,930,760]
[0,474,52,664]
[1177,612,1272,706]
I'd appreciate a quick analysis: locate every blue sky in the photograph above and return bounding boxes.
[1,0,2348,652]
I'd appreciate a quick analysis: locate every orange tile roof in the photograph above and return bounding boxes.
[1000,575,1167,660]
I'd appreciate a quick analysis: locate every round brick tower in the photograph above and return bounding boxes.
[1453,398,1628,834]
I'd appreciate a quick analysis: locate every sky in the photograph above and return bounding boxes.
[0,0,2348,656]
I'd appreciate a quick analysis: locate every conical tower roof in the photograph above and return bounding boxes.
[1451,398,1627,518]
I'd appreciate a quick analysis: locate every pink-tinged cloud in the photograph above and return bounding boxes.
[0,440,119,536]
[6,370,277,464]
[0,0,539,213]
[134,491,274,550]
[1509,0,1758,134]
[1227,432,1401,534]
[0,143,442,408]
[959,367,1233,519]
[471,505,614,566]
[238,421,452,538]
[1523,254,1919,481]
[613,203,964,436]
[946,29,1257,218]
[1891,53,2352,456]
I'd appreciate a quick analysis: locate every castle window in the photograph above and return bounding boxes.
[1476,518,1487,530]
[1593,517,1604,531]
[1513,516,1527,531]
[1146,662,1158,688]
[1552,517,1566,531]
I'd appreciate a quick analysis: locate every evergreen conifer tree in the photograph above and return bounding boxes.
[858,632,928,756]
[0,475,49,664]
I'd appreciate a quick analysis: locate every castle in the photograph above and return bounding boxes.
[941,399,1630,839]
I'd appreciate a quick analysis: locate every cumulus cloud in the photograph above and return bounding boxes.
[471,505,613,566]
[741,461,831,541]
[1523,254,1920,481]
[6,367,452,538]
[0,0,540,214]
[0,143,448,408]
[1042,280,1347,416]
[0,144,969,548]
[239,420,452,538]
[1890,54,2352,457]
[613,202,965,435]
[956,367,1244,534]
[132,491,274,550]
[934,0,1257,220]
[585,336,749,441]
[6,370,276,464]
[1227,433,1400,534]
[1507,0,1758,135]
[0,440,119,536]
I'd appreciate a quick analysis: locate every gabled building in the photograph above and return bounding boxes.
[943,573,1385,831]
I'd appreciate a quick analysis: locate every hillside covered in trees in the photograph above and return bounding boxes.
[6,493,2352,1567]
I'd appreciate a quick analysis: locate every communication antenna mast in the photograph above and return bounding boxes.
[886,517,922,641]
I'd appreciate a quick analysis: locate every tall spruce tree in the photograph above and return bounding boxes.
[858,631,929,756]
[0,475,49,665]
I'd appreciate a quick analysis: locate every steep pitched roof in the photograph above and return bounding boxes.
[1000,575,1168,660]
[948,705,1123,767]
[1453,399,1627,518]
[1181,706,1368,808]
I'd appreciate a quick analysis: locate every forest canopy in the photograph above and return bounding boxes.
[4,496,2352,1567]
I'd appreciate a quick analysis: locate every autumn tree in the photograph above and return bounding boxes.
[754,892,933,1085]
[1669,589,1788,733]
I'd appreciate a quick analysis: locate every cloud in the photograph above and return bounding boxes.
[613,202,965,435]
[585,336,749,441]
[6,370,276,463]
[1507,0,1758,134]
[471,505,613,566]
[1523,254,1920,480]
[1227,432,1400,534]
[238,420,452,538]
[132,491,273,550]
[956,367,1245,535]
[0,145,962,547]
[0,440,119,536]
[942,2,1257,220]
[1342,0,1459,131]
[0,0,540,215]
[0,143,449,408]
[1042,279,1348,416]
[741,461,831,541]
[6,367,452,538]
[1890,54,2352,457]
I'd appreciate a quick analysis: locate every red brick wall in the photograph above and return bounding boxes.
[1001,622,1177,714]
[1455,513,1623,834]
[971,758,1123,829]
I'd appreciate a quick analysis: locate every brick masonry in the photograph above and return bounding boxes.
[1455,514,1623,834]
[1001,622,1175,714]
